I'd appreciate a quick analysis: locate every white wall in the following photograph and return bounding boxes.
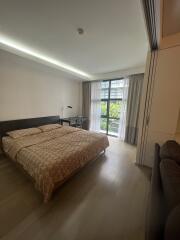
[0,50,82,121]
[141,45,180,167]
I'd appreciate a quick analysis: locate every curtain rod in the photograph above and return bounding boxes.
[83,73,144,83]
[83,77,125,83]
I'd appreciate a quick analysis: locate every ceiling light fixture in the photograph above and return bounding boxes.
[0,35,91,79]
[77,28,84,35]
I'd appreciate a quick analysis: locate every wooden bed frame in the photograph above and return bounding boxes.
[0,115,106,202]
[0,115,60,138]
[0,115,60,153]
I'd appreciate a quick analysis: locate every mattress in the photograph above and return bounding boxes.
[2,126,109,202]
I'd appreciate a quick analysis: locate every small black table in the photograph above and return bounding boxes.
[60,116,88,130]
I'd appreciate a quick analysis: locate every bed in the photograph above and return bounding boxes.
[0,116,109,202]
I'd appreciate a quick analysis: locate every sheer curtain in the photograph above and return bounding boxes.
[118,78,129,140]
[90,81,101,132]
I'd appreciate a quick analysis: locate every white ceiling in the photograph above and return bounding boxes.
[0,0,148,80]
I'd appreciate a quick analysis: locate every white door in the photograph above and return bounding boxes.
[137,46,180,167]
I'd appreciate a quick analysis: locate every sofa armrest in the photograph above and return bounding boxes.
[160,159,180,212]
[165,204,180,240]
[146,144,165,240]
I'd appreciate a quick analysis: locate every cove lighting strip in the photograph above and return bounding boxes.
[0,36,91,79]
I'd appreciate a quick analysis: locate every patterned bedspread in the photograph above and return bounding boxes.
[2,126,109,202]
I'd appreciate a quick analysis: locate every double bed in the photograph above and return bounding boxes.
[0,116,109,202]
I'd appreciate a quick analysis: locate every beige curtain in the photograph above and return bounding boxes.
[82,82,91,130]
[125,74,144,145]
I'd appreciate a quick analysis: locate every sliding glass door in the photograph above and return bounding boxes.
[100,79,124,136]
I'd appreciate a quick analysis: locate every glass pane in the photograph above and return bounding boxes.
[101,89,109,99]
[101,101,107,116]
[110,80,124,99]
[101,81,109,99]
[111,79,124,88]
[109,100,122,119]
[110,88,123,99]
[108,118,119,136]
[100,118,107,133]
[101,81,109,89]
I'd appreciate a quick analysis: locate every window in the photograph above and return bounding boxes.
[100,79,124,136]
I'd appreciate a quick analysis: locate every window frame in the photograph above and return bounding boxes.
[100,78,123,136]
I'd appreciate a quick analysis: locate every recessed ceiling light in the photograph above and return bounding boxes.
[77,28,84,35]
[0,35,91,79]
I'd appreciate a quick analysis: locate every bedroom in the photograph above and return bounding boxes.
[0,0,180,240]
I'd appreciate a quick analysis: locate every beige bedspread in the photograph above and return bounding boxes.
[2,126,109,202]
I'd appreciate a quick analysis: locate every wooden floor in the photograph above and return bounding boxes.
[0,137,151,240]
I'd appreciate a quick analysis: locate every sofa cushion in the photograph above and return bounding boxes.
[165,204,180,240]
[160,140,180,163]
[160,159,180,212]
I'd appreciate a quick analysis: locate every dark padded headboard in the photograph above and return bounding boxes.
[0,115,60,138]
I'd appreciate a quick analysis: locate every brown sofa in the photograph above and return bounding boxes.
[146,140,180,240]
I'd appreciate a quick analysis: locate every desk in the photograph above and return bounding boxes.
[60,117,88,130]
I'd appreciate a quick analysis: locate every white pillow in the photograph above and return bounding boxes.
[38,124,62,132]
[7,128,41,139]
